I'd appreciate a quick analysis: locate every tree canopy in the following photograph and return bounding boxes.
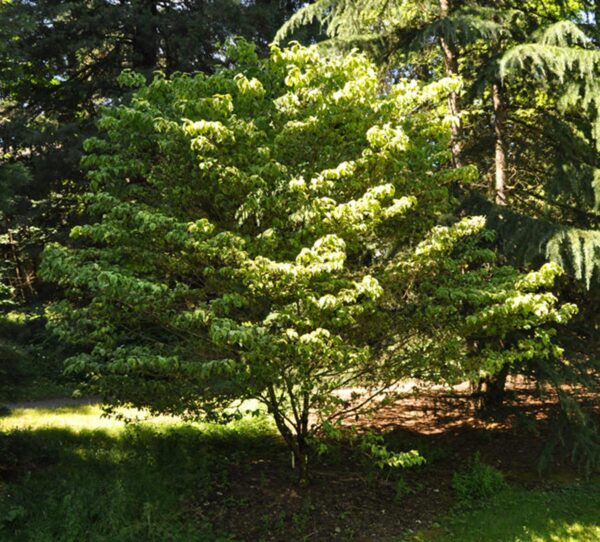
[41,41,576,481]
[277,0,600,288]
[0,0,312,302]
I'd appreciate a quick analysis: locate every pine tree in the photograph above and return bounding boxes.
[499,18,600,286]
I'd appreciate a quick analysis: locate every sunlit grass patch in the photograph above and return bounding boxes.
[410,483,600,542]
[1,399,270,436]
[0,404,181,433]
[0,405,279,542]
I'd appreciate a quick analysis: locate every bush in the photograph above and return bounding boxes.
[452,453,506,502]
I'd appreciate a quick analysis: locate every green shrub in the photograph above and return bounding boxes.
[452,453,506,502]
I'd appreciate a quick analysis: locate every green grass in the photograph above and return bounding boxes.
[0,406,279,542]
[411,484,600,542]
[2,406,600,541]
[0,405,179,432]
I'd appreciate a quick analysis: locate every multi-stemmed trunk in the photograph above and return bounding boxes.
[267,386,311,486]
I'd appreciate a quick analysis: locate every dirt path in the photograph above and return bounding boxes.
[4,396,101,410]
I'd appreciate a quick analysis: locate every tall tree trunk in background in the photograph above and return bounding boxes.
[5,218,35,302]
[480,75,510,412]
[479,362,509,412]
[439,0,463,168]
[492,80,508,205]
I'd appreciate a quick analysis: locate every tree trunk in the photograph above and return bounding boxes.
[480,364,509,412]
[5,218,35,301]
[295,438,310,487]
[267,386,311,485]
[439,0,463,168]
[492,81,508,205]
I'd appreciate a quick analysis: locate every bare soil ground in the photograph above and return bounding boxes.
[195,379,599,542]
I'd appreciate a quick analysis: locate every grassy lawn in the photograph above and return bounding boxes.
[0,406,272,541]
[410,484,600,542]
[1,405,599,541]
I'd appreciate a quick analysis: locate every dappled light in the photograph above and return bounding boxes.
[1,0,600,540]
[1,405,183,432]
[420,486,600,541]
[2,398,600,541]
[0,406,280,541]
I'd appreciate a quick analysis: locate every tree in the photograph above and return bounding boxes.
[41,42,575,482]
[276,0,600,378]
[498,19,600,284]
[0,162,32,301]
[276,1,599,277]
[0,0,312,302]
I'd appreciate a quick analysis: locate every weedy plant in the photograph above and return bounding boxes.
[452,453,507,503]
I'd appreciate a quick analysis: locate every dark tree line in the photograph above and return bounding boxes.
[0,0,313,301]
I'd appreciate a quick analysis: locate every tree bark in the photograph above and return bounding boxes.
[267,386,311,485]
[479,363,509,412]
[5,218,35,301]
[439,0,463,168]
[492,81,508,205]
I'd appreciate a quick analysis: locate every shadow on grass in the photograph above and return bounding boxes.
[2,403,599,542]
[0,417,280,542]
[0,412,454,542]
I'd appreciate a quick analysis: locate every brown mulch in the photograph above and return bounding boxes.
[190,379,599,542]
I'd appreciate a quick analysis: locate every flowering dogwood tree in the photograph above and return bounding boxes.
[42,42,575,482]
